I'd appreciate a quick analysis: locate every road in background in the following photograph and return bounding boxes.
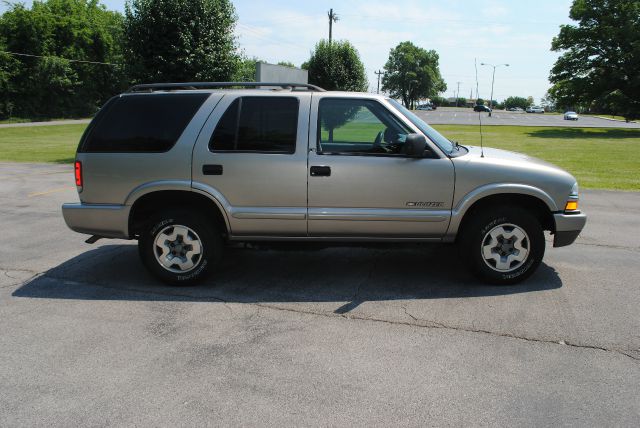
[416,108,640,128]
[0,119,90,128]
[1,163,638,426]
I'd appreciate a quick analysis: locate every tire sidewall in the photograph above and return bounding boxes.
[139,211,221,286]
[463,207,544,285]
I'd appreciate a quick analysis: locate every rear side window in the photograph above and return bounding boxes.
[209,97,298,153]
[81,93,209,153]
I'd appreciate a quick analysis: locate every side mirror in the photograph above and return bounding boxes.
[403,133,427,157]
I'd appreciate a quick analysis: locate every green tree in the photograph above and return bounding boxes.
[504,96,529,110]
[277,61,296,68]
[476,98,485,106]
[124,0,239,83]
[549,0,640,121]
[303,40,368,91]
[430,95,447,107]
[0,46,19,118]
[233,57,260,81]
[381,41,446,109]
[0,0,125,118]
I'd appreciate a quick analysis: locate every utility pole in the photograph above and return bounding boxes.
[328,9,339,44]
[374,70,384,94]
[455,81,461,107]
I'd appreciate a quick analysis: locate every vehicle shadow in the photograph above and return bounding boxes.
[13,243,562,312]
[526,128,640,139]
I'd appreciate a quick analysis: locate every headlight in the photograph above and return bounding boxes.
[570,182,579,198]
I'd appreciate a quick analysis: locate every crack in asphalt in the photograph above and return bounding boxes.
[575,241,640,252]
[6,268,637,363]
[0,269,40,288]
[334,250,384,315]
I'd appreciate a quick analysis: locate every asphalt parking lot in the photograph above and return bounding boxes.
[416,107,640,128]
[1,162,639,426]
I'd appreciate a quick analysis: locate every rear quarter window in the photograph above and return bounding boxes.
[80,93,209,153]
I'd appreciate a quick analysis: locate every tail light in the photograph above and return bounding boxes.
[74,161,83,187]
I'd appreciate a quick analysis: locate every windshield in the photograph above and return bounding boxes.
[387,98,455,154]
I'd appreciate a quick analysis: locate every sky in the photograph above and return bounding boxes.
[1,0,576,102]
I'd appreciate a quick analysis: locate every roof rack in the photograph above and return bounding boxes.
[126,82,325,93]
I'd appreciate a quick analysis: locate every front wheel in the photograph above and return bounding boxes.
[138,210,222,286]
[460,206,545,285]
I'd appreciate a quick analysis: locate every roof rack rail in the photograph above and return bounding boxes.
[126,82,326,93]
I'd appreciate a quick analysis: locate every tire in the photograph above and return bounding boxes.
[459,206,545,285]
[138,210,222,286]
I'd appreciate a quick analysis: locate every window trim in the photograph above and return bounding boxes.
[208,96,300,155]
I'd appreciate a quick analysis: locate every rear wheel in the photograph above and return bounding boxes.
[138,210,222,286]
[460,206,545,285]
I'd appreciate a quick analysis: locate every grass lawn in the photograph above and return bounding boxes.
[1,123,639,191]
[433,125,640,191]
[0,124,85,163]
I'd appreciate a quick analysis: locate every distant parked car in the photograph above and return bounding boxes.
[474,104,491,112]
[416,104,433,111]
[526,106,545,113]
[564,111,579,121]
[507,107,524,112]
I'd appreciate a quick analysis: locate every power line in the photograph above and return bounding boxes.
[2,51,120,66]
[236,23,309,51]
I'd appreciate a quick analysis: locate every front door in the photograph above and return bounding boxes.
[307,97,454,238]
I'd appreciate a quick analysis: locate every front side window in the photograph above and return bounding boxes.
[318,98,411,155]
[209,97,299,153]
[387,98,454,154]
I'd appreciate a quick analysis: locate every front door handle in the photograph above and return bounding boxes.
[310,166,331,177]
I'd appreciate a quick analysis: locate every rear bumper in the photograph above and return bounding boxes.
[553,212,587,247]
[62,203,130,239]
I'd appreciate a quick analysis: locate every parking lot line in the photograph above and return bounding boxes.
[28,186,74,197]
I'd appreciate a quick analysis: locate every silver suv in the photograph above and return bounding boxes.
[62,82,586,285]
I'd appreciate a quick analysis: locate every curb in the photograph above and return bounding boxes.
[593,116,636,123]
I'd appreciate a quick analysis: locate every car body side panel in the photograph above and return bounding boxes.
[77,93,223,205]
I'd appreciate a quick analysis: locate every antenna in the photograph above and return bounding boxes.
[475,58,485,158]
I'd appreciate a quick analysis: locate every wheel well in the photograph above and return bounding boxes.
[457,193,554,238]
[128,191,228,238]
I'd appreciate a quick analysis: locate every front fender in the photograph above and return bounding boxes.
[444,183,558,240]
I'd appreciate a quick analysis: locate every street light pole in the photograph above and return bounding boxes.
[480,62,509,117]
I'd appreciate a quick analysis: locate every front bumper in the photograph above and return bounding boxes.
[553,212,587,247]
[62,203,131,239]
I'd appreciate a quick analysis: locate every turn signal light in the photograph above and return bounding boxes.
[565,200,578,211]
[74,161,82,187]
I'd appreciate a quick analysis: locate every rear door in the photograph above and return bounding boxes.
[192,92,311,237]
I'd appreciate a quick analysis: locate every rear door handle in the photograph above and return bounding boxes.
[310,166,331,177]
[203,164,223,175]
